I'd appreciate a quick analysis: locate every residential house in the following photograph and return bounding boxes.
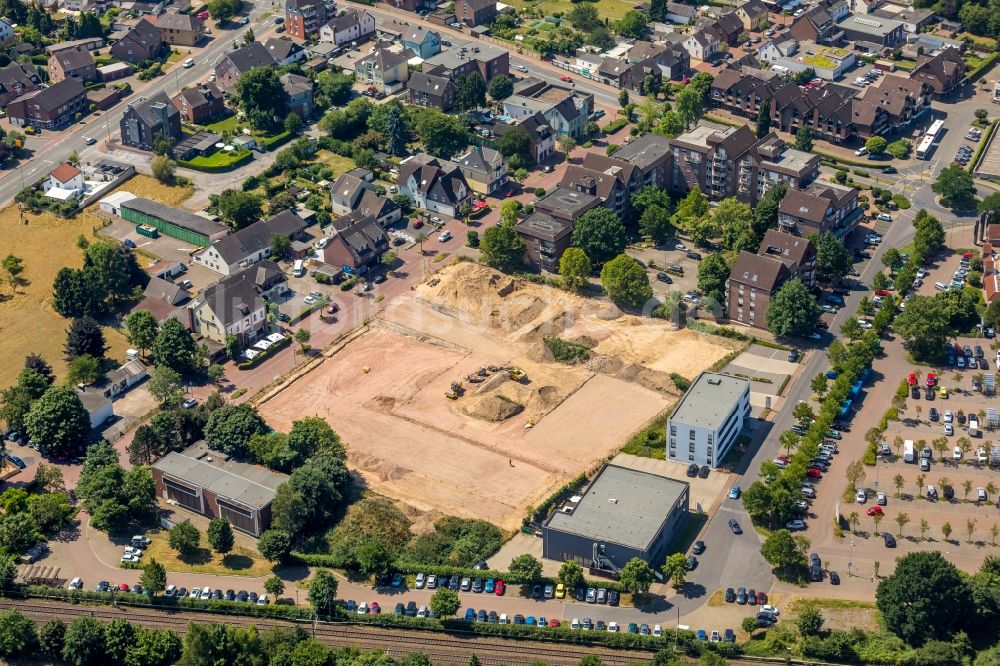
[44,162,85,200]
[789,6,844,45]
[264,37,307,66]
[872,6,935,33]
[726,251,791,329]
[534,186,601,223]
[408,71,456,111]
[703,12,745,45]
[911,46,966,97]
[286,0,329,40]
[494,112,555,163]
[330,172,374,214]
[0,62,43,107]
[858,74,931,133]
[172,83,226,123]
[319,10,376,46]
[214,42,274,93]
[597,56,662,94]
[194,210,307,275]
[111,19,165,64]
[456,0,497,27]
[143,275,190,305]
[153,12,204,46]
[610,132,673,189]
[351,189,402,227]
[835,13,905,47]
[401,25,441,59]
[397,155,471,217]
[736,0,769,30]
[983,248,1000,303]
[354,47,412,92]
[421,40,509,83]
[191,262,286,344]
[320,212,390,274]
[757,228,817,288]
[280,72,315,119]
[48,45,98,83]
[105,359,149,399]
[0,18,14,44]
[119,92,182,151]
[560,161,630,216]
[682,29,721,62]
[453,146,507,195]
[665,1,697,24]
[517,213,573,272]
[7,78,88,129]
[777,181,861,238]
[626,40,690,80]
[44,37,105,54]
[503,78,592,139]
[757,39,855,80]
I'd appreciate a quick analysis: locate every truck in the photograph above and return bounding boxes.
[903,439,915,463]
[969,414,980,438]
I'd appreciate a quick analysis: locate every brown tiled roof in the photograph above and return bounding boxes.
[729,251,789,292]
[758,229,813,268]
[50,163,81,183]
[779,188,829,224]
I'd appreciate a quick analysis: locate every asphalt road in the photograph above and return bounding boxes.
[0,4,279,206]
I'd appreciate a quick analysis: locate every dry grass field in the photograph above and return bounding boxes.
[0,176,193,386]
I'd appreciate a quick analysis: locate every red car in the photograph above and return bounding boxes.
[495,580,506,596]
[549,618,560,627]
[926,373,936,387]
[907,373,918,386]
[119,583,130,592]
[806,467,823,478]
[875,289,890,297]
[412,219,424,229]
[559,75,573,83]
[866,506,883,516]
[756,591,767,604]
[776,455,791,463]
[963,252,974,259]
[370,601,381,614]
[196,10,209,18]
[326,304,339,315]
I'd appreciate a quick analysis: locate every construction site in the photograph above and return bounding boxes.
[259,263,742,531]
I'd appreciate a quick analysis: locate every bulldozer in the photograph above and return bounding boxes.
[508,367,527,382]
[445,381,464,400]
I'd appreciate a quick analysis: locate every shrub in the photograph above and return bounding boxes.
[543,337,590,364]
[602,118,628,134]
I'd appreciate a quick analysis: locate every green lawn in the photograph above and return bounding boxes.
[179,147,253,170]
[202,114,239,133]
[316,150,357,177]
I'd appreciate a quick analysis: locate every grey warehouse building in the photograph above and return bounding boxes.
[542,464,689,569]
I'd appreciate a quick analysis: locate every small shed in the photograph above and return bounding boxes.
[99,190,137,216]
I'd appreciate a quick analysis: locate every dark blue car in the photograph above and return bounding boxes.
[123,239,137,249]
[465,608,476,622]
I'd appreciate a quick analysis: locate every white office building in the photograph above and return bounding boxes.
[667,372,751,467]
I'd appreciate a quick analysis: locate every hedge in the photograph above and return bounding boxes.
[257,131,293,151]
[601,118,628,134]
[393,562,625,592]
[288,299,327,325]
[968,52,999,83]
[813,149,883,169]
[531,471,588,525]
[177,150,253,173]
[968,118,999,174]
[236,335,291,370]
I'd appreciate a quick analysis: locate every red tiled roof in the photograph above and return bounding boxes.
[50,163,81,183]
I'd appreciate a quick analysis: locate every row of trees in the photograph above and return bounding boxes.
[76,441,157,533]
[52,242,147,319]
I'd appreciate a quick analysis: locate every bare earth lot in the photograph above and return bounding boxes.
[260,263,740,531]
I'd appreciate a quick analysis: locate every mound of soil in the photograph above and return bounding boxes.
[526,385,561,412]
[587,354,624,375]
[525,339,556,363]
[460,394,525,422]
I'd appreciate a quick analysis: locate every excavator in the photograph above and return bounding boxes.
[507,367,527,382]
[445,381,464,400]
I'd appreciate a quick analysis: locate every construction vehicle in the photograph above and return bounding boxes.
[445,381,464,400]
[508,367,527,382]
[477,367,488,377]
[466,374,485,383]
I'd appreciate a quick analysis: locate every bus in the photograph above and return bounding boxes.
[916,134,935,160]
[926,119,945,140]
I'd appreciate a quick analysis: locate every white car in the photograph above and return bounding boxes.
[121,553,141,564]
[953,447,963,460]
[761,605,780,616]
[415,573,425,589]
[200,587,212,600]
[944,410,953,423]
[607,621,619,632]
[438,230,452,242]
[858,319,873,329]
[856,488,867,503]
[303,295,316,305]
[978,447,988,463]
[257,594,269,605]
[653,625,662,636]
[316,237,329,250]
[84,136,96,145]
[357,601,369,614]
[183,58,195,68]
[516,65,528,72]
[189,588,201,598]
[165,585,177,597]
[123,546,143,557]
[68,577,84,590]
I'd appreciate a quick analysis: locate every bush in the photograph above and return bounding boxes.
[601,118,628,134]
[543,337,590,364]
[886,140,912,159]
[892,194,911,209]
[401,516,504,568]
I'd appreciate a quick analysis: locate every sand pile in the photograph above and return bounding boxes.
[526,385,562,412]
[460,394,524,422]
[349,451,410,481]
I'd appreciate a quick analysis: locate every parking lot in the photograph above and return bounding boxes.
[627,244,713,313]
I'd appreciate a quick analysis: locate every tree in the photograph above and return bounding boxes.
[932,165,977,209]
[294,328,311,354]
[913,209,945,258]
[894,296,952,361]
[882,248,904,274]
[67,354,101,386]
[896,512,910,536]
[24,385,90,458]
[662,553,688,589]
[601,254,652,309]
[877,551,971,646]
[284,112,303,136]
[62,616,105,666]
[616,10,648,38]
[258,529,292,562]
[716,198,756,251]
[494,127,532,168]
[430,587,461,617]
[761,529,807,575]
[206,0,242,20]
[697,253,730,303]
[509,554,543,580]
[810,373,828,400]
[148,365,184,406]
[315,69,354,107]
[215,189,263,230]
[559,247,592,292]
[639,204,672,243]
[571,208,627,265]
[557,134,577,156]
[153,317,197,373]
[38,619,66,660]
[207,517,235,555]
[865,136,887,155]
[675,85,703,129]
[260,576,285,600]
[797,604,825,637]
[52,267,104,319]
[813,232,852,282]
[942,522,953,542]
[742,616,759,634]
[479,222,526,272]
[488,74,513,101]
[140,558,167,595]
[168,521,201,558]
[151,155,176,184]
[618,88,630,109]
[0,609,36,658]
[308,569,338,615]
[756,100,771,138]
[204,403,268,457]
[236,67,286,132]
[558,560,585,589]
[765,279,820,337]
[124,310,158,358]
[267,232,292,262]
[617,557,655,594]
[455,72,486,111]
[795,126,813,151]
[65,316,107,360]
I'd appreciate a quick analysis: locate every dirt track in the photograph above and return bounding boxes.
[259,264,738,531]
